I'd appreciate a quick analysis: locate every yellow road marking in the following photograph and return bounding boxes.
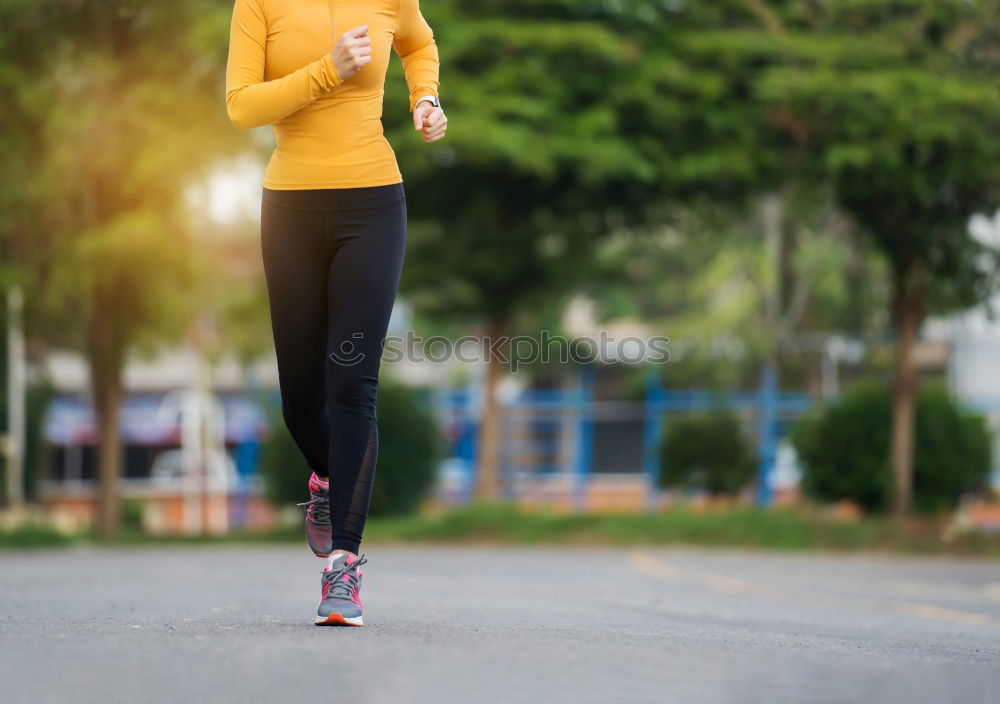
[626,551,996,627]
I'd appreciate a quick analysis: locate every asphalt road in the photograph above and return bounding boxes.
[2,545,999,704]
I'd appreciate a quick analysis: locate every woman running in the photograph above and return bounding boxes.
[225,0,447,626]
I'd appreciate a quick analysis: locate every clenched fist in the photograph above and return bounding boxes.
[331,25,371,80]
[413,100,448,143]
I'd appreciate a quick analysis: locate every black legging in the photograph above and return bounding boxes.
[260,183,407,554]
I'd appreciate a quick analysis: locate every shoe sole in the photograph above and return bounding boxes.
[315,613,364,627]
[306,534,333,558]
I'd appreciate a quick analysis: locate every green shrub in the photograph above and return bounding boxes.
[791,381,992,513]
[258,381,443,517]
[367,383,443,516]
[657,405,757,496]
[122,499,145,533]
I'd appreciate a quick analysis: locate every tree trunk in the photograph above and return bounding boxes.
[889,265,925,518]
[474,315,507,501]
[88,304,125,539]
[94,378,123,538]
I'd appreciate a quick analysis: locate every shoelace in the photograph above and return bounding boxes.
[296,493,330,524]
[322,554,368,601]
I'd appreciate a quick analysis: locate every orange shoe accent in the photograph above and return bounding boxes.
[315,613,363,627]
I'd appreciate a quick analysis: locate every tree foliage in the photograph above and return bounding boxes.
[384,0,670,325]
[2,0,237,344]
[0,0,238,534]
[545,0,1000,511]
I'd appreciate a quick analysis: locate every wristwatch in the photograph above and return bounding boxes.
[415,95,440,109]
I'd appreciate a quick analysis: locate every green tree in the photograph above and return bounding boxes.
[755,1,1000,515]
[383,0,667,498]
[1,1,237,536]
[602,0,999,514]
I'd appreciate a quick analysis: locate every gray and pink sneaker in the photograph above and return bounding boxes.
[315,553,367,627]
[297,472,333,557]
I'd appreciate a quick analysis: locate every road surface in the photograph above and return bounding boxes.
[2,545,999,703]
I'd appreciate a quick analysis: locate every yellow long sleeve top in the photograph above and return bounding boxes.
[226,0,440,189]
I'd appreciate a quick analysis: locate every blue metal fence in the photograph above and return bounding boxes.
[431,365,817,510]
[640,368,814,509]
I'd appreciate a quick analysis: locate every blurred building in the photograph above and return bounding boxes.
[37,349,275,534]
[928,293,1000,486]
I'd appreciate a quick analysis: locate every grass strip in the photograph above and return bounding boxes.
[3,504,997,556]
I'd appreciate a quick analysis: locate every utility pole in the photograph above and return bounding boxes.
[756,193,783,507]
[5,287,26,506]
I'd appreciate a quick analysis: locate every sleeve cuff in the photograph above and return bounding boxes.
[320,54,344,90]
[411,94,438,111]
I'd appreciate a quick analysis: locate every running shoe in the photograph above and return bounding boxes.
[315,553,368,626]
[297,472,333,557]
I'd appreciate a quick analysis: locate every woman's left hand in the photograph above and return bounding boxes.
[413,101,448,143]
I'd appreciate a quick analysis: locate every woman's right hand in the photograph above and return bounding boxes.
[331,25,372,80]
